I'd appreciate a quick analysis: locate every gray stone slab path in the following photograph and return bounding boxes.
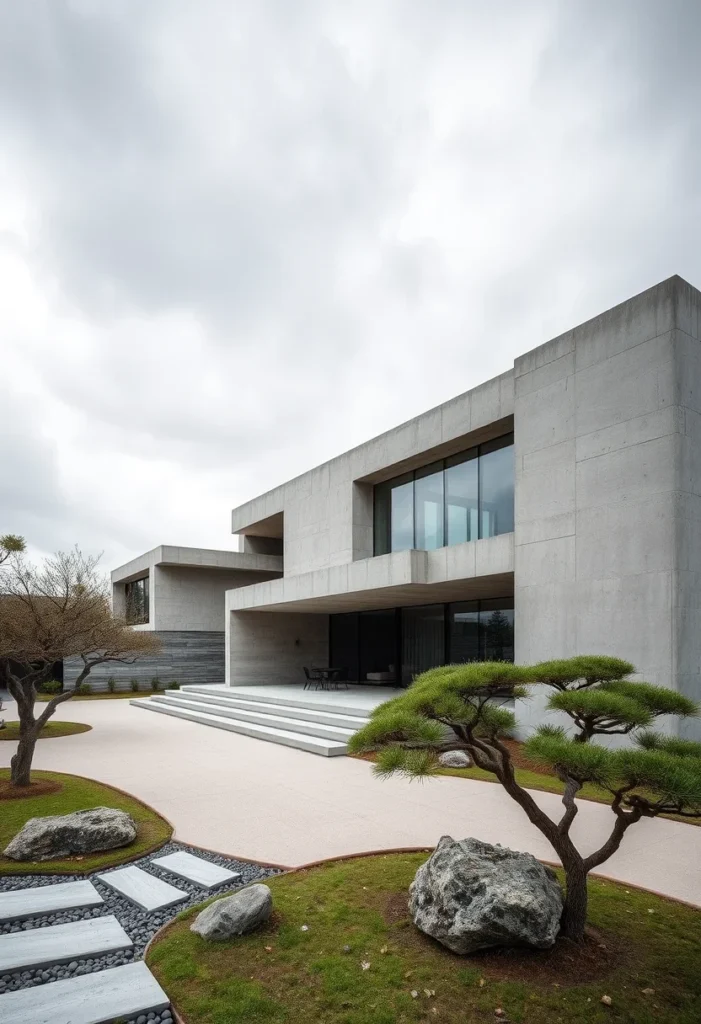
[152,849,241,888]
[97,864,189,912]
[0,915,132,973]
[0,879,103,923]
[0,961,169,1024]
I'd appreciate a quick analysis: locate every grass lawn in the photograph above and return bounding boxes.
[0,769,172,875]
[354,743,701,828]
[148,852,701,1024]
[35,689,171,701]
[0,721,91,740]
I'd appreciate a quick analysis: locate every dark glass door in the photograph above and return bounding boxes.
[329,612,360,681]
[401,604,445,686]
[359,610,398,683]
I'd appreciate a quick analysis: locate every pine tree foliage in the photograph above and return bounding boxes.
[349,654,701,939]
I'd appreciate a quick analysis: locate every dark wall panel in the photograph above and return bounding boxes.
[62,631,225,692]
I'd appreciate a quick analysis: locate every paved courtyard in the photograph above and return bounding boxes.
[2,697,700,907]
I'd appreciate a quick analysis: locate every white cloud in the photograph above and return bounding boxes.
[0,0,699,568]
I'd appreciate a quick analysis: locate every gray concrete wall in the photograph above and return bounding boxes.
[226,610,329,686]
[153,565,280,631]
[63,631,225,691]
[232,373,514,578]
[514,276,701,739]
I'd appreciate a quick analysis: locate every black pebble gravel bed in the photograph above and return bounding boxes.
[0,841,279,1021]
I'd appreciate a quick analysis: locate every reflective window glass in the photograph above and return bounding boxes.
[479,435,514,538]
[414,462,444,550]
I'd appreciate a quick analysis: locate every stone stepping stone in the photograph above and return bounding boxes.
[0,915,132,973]
[0,879,103,924]
[152,850,242,889]
[0,961,169,1024]
[97,864,188,912]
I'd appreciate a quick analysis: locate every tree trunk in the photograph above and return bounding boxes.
[10,726,40,787]
[560,861,589,940]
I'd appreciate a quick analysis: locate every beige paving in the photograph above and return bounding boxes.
[1,697,700,907]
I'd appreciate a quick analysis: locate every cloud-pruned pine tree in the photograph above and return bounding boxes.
[348,656,701,940]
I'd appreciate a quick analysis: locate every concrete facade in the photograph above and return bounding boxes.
[76,546,283,691]
[225,276,701,739]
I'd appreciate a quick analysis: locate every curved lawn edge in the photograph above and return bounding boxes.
[145,848,701,1024]
[0,768,174,876]
[0,721,92,740]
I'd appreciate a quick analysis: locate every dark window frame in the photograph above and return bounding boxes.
[373,433,514,555]
[125,575,149,626]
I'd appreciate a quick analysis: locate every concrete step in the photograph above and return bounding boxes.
[0,915,132,974]
[131,698,347,755]
[149,694,358,741]
[96,865,189,912]
[165,688,371,729]
[0,880,103,924]
[0,961,169,1024]
[182,684,376,718]
[152,850,240,889]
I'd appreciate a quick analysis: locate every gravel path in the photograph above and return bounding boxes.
[0,841,278,1022]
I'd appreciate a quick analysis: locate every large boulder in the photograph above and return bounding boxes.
[4,807,137,861]
[191,883,273,940]
[409,836,562,954]
[438,750,472,769]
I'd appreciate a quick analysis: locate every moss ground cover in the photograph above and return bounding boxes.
[148,852,701,1024]
[0,769,172,874]
[0,721,91,740]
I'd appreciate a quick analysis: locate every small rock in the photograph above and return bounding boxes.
[4,808,137,861]
[641,988,655,996]
[601,995,612,1006]
[438,750,472,769]
[190,884,272,940]
[342,944,351,954]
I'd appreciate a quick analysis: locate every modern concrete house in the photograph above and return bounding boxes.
[64,545,281,691]
[130,275,701,751]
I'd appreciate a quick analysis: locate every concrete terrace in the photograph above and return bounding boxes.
[2,695,699,908]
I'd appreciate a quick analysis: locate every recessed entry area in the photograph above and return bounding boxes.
[329,597,514,686]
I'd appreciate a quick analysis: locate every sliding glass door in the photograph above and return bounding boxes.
[401,604,445,686]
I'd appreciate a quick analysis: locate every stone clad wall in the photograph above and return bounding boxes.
[62,630,225,692]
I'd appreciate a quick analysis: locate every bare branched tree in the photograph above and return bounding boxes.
[0,546,160,786]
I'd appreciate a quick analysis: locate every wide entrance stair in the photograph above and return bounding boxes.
[131,685,375,755]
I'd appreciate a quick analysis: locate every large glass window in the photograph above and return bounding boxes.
[449,601,480,663]
[125,576,149,625]
[479,436,515,538]
[401,604,445,685]
[445,450,479,546]
[373,433,513,554]
[414,462,444,551]
[329,596,513,686]
[449,598,514,663]
[391,475,414,552]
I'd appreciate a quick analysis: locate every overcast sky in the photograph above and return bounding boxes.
[1,0,700,570]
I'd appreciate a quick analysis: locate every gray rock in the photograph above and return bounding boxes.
[409,836,563,954]
[3,807,137,861]
[438,750,472,769]
[190,883,272,940]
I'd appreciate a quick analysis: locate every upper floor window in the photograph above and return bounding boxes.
[373,433,514,555]
[125,576,149,625]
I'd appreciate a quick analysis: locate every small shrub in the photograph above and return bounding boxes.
[130,679,139,692]
[76,682,91,696]
[169,681,180,690]
[151,677,161,692]
[39,679,62,695]
[107,676,116,693]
